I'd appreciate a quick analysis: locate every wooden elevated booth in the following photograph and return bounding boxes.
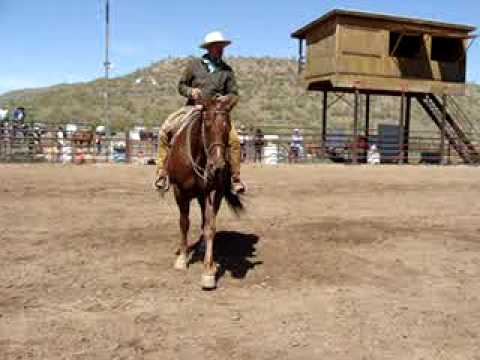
[292,9,479,164]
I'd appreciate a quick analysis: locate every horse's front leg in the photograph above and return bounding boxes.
[201,191,218,289]
[174,190,190,271]
[194,195,206,248]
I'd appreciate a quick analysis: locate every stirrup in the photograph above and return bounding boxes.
[154,175,170,193]
[232,179,247,194]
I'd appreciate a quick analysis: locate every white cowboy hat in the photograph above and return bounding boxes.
[200,31,232,49]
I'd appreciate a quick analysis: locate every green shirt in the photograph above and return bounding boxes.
[178,55,239,105]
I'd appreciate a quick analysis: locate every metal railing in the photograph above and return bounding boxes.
[1,123,479,165]
[0,125,158,164]
[239,128,480,165]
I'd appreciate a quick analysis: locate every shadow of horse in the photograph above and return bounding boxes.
[190,231,262,281]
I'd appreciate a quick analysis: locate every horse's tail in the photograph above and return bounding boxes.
[224,171,244,215]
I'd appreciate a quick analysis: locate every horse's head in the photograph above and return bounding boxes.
[200,96,235,178]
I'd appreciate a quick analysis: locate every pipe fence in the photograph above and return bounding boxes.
[1,122,479,165]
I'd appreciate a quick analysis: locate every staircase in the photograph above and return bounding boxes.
[447,95,480,139]
[415,93,480,164]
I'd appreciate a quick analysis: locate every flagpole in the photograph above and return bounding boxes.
[104,0,111,150]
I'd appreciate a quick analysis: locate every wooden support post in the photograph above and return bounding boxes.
[322,91,327,150]
[298,40,304,74]
[404,95,411,164]
[353,89,359,164]
[399,92,405,164]
[365,94,370,139]
[440,94,447,165]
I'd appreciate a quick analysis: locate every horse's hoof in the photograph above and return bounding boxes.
[200,274,216,290]
[174,254,188,270]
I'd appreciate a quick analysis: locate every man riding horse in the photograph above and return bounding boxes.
[154,31,246,194]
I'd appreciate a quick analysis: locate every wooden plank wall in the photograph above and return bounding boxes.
[303,15,468,90]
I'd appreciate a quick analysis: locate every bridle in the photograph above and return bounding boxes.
[185,107,229,183]
[201,109,228,156]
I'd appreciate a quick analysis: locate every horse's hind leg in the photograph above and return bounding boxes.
[174,191,190,271]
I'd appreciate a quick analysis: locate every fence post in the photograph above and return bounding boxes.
[8,121,13,162]
[108,131,112,163]
[125,128,131,163]
[447,141,452,165]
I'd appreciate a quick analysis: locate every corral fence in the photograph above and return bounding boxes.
[239,125,480,165]
[1,122,479,165]
[0,122,159,165]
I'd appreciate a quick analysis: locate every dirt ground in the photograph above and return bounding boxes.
[1,163,480,360]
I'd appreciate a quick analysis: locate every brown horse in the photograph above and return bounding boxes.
[166,97,244,289]
[71,130,94,146]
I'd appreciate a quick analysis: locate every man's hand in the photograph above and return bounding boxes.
[191,88,202,100]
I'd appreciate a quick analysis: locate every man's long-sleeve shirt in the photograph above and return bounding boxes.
[178,55,239,105]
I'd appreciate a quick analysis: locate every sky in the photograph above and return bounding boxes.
[0,0,479,94]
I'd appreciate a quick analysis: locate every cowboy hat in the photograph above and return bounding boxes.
[200,31,232,49]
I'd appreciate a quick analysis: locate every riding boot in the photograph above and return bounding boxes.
[228,124,246,194]
[154,131,170,191]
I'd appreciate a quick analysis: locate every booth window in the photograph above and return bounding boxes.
[431,36,464,62]
[389,32,423,58]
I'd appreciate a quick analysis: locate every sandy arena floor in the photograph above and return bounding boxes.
[1,164,479,359]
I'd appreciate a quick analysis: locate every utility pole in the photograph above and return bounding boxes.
[104,0,111,142]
